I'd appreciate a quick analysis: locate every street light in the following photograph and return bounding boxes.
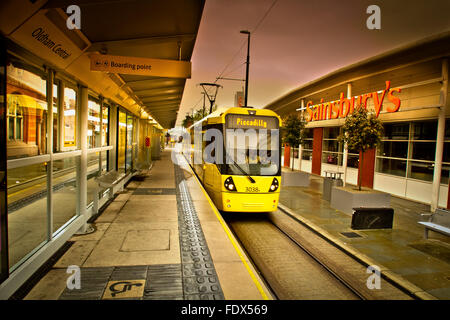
[240,30,250,107]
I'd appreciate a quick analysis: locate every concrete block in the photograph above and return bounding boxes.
[330,186,391,215]
[281,171,310,187]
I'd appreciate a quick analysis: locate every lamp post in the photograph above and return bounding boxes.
[240,30,250,107]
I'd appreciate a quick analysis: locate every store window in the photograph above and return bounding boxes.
[322,127,343,165]
[6,61,47,160]
[442,121,450,184]
[87,98,101,148]
[376,121,444,183]
[376,123,409,177]
[347,146,360,169]
[63,87,77,148]
[301,128,313,161]
[409,121,437,182]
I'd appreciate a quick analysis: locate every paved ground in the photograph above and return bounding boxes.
[23,151,271,300]
[279,172,450,299]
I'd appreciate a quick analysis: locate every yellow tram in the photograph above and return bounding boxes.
[185,107,282,212]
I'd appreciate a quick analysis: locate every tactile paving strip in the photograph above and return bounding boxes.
[174,164,225,300]
[58,265,184,300]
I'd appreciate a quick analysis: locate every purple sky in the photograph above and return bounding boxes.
[176,0,450,126]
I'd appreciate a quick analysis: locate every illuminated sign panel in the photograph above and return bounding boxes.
[226,115,279,130]
[10,10,84,70]
[305,81,401,122]
[90,54,191,79]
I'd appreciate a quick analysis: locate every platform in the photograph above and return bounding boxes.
[279,173,450,300]
[21,150,272,300]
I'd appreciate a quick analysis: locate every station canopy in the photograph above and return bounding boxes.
[43,0,205,128]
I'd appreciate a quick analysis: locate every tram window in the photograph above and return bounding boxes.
[6,61,48,159]
[63,87,77,148]
[224,128,280,176]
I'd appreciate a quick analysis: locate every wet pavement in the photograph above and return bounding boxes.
[279,173,450,299]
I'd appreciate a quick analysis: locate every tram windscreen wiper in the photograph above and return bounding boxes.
[226,153,256,183]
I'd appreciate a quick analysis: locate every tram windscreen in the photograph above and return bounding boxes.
[224,115,280,176]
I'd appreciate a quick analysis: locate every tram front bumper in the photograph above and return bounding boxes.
[221,192,280,212]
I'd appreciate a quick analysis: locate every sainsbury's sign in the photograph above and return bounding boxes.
[305,81,401,122]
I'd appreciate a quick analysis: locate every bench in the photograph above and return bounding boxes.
[93,171,126,214]
[132,161,152,181]
[418,208,450,239]
[324,170,343,180]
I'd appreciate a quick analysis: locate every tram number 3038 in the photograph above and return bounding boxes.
[245,186,260,193]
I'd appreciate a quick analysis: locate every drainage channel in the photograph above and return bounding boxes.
[174,163,225,300]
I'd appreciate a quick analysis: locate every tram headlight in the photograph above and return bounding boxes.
[269,178,279,192]
[224,177,237,191]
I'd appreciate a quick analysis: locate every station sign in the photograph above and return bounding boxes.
[90,54,191,79]
[304,81,401,122]
[9,9,87,70]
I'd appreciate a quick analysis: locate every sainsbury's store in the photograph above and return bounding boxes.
[265,32,450,211]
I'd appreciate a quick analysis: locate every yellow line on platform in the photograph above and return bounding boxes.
[182,156,270,300]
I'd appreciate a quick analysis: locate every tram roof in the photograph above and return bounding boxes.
[188,107,282,129]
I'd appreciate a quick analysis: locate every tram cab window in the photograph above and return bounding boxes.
[223,115,280,176]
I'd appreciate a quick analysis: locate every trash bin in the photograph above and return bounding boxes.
[322,176,343,201]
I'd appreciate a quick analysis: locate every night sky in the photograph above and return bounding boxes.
[176,0,450,126]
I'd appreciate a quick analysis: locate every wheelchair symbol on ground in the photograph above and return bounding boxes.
[102,280,146,299]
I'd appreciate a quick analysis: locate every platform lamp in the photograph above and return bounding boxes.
[240,30,250,107]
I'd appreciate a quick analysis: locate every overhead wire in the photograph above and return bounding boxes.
[180,0,279,123]
[214,0,279,84]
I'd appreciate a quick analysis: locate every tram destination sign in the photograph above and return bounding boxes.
[226,114,279,129]
[90,54,191,78]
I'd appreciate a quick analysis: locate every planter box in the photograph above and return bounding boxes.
[330,186,391,215]
[281,170,310,187]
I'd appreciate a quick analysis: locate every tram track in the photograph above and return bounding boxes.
[183,156,415,300]
[223,209,415,300]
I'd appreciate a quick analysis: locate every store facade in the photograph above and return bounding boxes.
[267,33,450,210]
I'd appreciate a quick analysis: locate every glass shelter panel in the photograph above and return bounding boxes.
[118,110,126,172]
[88,99,101,148]
[63,87,77,148]
[7,162,48,270]
[52,83,59,152]
[87,152,101,205]
[52,157,79,233]
[102,104,109,147]
[126,115,134,171]
[6,62,47,160]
